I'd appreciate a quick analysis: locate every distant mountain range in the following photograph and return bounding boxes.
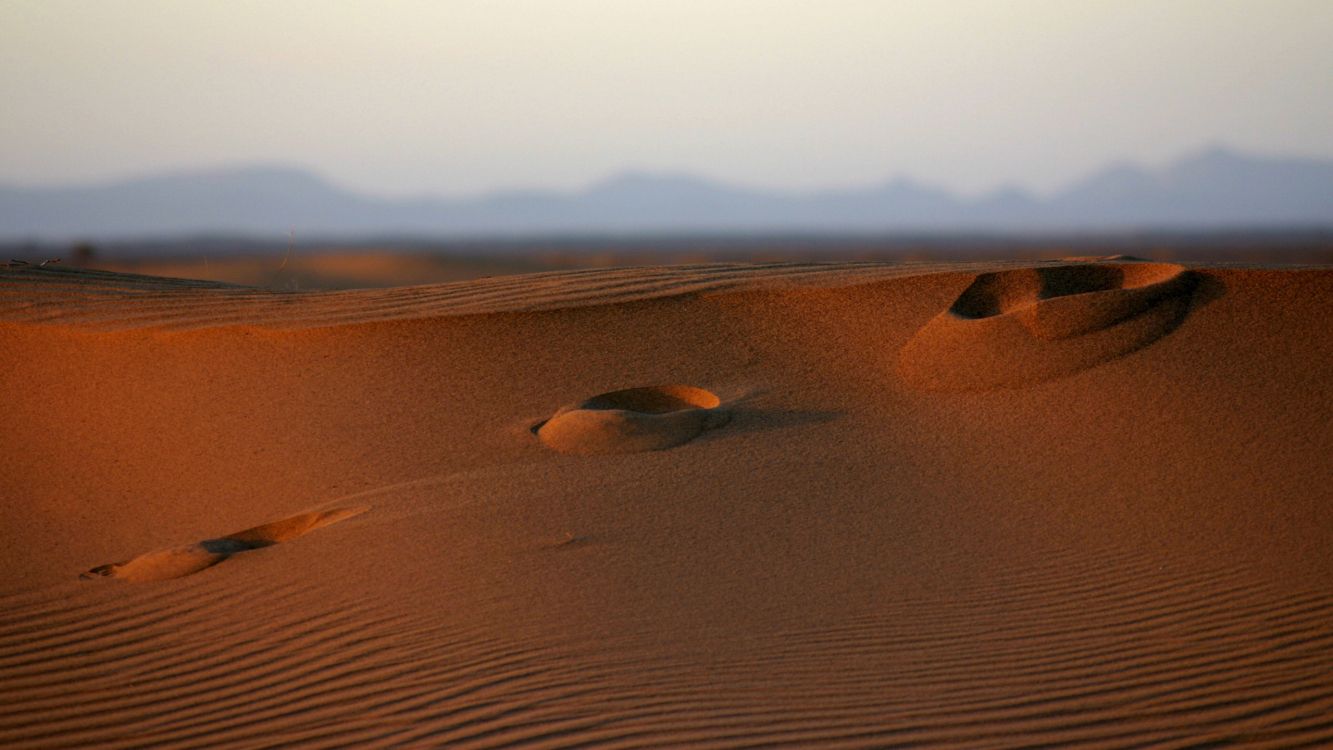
[2,147,1330,239]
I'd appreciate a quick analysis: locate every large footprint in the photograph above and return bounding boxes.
[898,262,1197,390]
[535,385,730,454]
[81,506,369,582]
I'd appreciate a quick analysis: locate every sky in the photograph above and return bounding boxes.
[1,0,1330,198]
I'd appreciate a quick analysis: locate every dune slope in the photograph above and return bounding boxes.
[1,260,1331,748]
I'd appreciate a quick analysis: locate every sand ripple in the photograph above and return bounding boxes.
[3,260,1072,331]
[1,545,1330,748]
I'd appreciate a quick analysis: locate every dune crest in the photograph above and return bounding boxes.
[81,506,368,582]
[536,385,730,454]
[898,261,1198,390]
[0,261,1053,331]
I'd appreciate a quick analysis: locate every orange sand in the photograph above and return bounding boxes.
[1,259,1330,747]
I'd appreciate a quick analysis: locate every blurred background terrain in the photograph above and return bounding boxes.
[3,2,1330,288]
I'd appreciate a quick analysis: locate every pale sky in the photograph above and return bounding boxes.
[1,0,1329,197]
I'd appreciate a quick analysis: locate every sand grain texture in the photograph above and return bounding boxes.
[1,259,1331,748]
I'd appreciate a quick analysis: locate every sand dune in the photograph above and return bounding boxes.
[1,258,1330,748]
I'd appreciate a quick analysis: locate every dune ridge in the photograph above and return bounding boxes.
[1,260,1125,331]
[2,259,1330,748]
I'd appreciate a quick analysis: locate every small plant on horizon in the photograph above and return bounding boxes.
[273,228,301,291]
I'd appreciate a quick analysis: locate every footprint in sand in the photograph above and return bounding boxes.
[81,506,368,582]
[898,261,1198,390]
[534,385,730,454]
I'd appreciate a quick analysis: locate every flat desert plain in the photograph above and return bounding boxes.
[1,258,1331,748]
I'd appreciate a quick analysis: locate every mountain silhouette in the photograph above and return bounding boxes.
[1,147,1329,239]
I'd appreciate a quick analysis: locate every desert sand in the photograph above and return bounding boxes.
[1,257,1331,748]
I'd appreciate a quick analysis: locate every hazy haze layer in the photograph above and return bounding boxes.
[2,0,1330,196]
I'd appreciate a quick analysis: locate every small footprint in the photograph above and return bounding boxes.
[81,506,369,582]
[535,385,730,455]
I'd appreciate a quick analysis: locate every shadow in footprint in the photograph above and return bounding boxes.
[898,261,1205,391]
[82,506,368,582]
